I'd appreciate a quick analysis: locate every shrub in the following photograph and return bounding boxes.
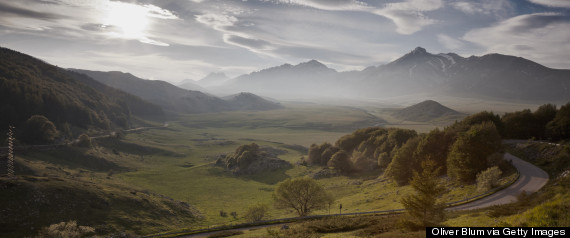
[476,166,502,192]
[76,133,92,148]
[219,210,228,217]
[35,220,94,238]
[244,203,268,222]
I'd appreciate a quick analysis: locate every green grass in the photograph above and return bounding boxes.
[8,104,486,236]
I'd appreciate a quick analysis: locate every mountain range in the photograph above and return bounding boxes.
[0,46,282,138]
[72,69,283,114]
[204,47,570,103]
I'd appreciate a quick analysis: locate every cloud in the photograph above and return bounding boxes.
[274,0,443,34]
[528,0,570,8]
[195,13,238,30]
[437,34,464,50]
[0,0,178,46]
[0,1,62,20]
[463,13,570,69]
[223,34,274,51]
[450,0,514,18]
[275,0,370,11]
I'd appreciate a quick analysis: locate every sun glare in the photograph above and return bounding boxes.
[103,2,149,40]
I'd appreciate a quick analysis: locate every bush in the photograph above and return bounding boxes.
[76,134,92,148]
[35,220,95,238]
[21,115,58,144]
[219,210,228,217]
[244,203,268,222]
[476,166,502,192]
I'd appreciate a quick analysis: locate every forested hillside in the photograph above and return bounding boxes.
[0,47,162,141]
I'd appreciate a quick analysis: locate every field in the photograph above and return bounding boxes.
[5,102,535,236]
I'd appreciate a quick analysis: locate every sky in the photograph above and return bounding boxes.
[0,0,569,83]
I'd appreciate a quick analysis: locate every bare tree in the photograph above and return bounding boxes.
[273,177,333,217]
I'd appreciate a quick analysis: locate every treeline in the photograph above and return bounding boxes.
[0,47,163,142]
[501,103,570,141]
[306,111,507,186]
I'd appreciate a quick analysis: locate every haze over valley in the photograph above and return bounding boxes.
[1,1,570,237]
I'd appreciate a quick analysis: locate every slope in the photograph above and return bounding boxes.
[0,47,133,132]
[392,100,464,122]
[71,69,233,114]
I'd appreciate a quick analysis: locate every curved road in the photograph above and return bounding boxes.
[451,153,549,210]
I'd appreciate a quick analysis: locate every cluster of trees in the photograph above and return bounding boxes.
[501,103,570,140]
[222,143,262,172]
[306,111,506,186]
[306,128,417,174]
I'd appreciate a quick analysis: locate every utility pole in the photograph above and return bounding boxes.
[7,126,15,179]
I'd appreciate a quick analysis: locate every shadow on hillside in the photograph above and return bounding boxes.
[206,166,290,185]
[97,138,185,157]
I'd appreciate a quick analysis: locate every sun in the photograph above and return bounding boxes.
[103,2,149,40]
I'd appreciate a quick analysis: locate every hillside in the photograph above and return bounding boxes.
[66,71,164,119]
[392,100,464,122]
[0,47,138,133]
[71,69,234,114]
[222,92,283,111]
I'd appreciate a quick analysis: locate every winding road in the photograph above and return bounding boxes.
[450,153,549,210]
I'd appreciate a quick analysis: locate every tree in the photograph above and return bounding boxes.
[273,177,333,217]
[502,109,538,139]
[401,160,446,228]
[447,122,502,184]
[21,115,58,144]
[243,204,268,222]
[385,137,421,186]
[546,102,570,140]
[533,104,557,139]
[327,150,352,174]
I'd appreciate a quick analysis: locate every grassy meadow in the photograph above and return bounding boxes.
[5,102,536,236]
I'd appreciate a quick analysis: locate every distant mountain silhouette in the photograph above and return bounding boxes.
[71,69,234,114]
[222,92,283,111]
[176,78,208,92]
[195,72,231,88]
[210,60,341,98]
[72,69,282,114]
[204,47,570,102]
[392,100,464,122]
[0,47,161,132]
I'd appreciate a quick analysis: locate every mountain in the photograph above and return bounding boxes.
[210,60,342,98]
[204,47,570,103]
[71,69,283,114]
[70,69,233,114]
[222,92,284,111]
[0,47,155,132]
[66,71,164,119]
[176,78,208,92]
[392,100,464,122]
[195,72,231,88]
